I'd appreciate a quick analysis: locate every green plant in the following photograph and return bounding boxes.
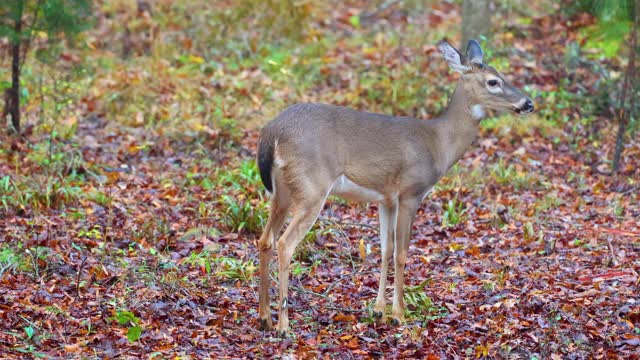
[534,192,563,214]
[567,171,588,191]
[24,325,35,340]
[523,221,536,241]
[25,246,52,279]
[6,319,46,358]
[220,194,267,234]
[569,0,634,57]
[291,259,319,278]
[184,250,213,274]
[448,282,457,293]
[215,256,256,282]
[0,246,22,276]
[218,117,242,140]
[442,196,467,228]
[215,160,262,190]
[482,280,496,292]
[156,269,189,295]
[0,175,18,210]
[236,160,262,187]
[110,310,142,342]
[89,188,113,207]
[490,160,525,189]
[180,226,221,242]
[0,168,86,212]
[0,175,11,193]
[78,225,102,240]
[403,280,448,324]
[609,197,625,218]
[490,159,516,185]
[294,222,330,262]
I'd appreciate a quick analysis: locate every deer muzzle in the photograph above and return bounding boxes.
[514,99,534,114]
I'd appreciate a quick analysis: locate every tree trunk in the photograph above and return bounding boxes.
[6,0,24,134]
[612,1,638,173]
[461,0,491,49]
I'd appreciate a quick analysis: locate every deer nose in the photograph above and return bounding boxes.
[522,99,534,113]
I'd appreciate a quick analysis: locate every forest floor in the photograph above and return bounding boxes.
[0,1,639,359]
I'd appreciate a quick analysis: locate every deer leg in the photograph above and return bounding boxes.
[390,197,420,325]
[373,202,396,320]
[275,197,326,336]
[258,198,289,330]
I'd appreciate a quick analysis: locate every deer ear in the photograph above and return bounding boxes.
[466,39,484,65]
[437,40,470,74]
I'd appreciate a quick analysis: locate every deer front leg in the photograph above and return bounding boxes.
[373,203,396,320]
[390,197,420,325]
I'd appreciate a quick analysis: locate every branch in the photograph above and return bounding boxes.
[612,3,638,173]
[19,0,45,72]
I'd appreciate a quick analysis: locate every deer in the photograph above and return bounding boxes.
[255,39,534,335]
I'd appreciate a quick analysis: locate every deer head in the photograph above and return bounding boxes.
[438,39,534,116]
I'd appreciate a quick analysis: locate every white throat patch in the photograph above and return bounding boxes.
[471,104,485,120]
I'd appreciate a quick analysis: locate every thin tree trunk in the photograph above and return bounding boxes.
[7,0,24,134]
[612,1,638,173]
[461,0,491,49]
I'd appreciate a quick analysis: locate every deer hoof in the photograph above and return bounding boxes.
[372,311,383,319]
[277,330,287,338]
[258,318,272,331]
[391,317,404,326]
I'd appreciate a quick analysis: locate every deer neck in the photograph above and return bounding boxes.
[428,82,483,175]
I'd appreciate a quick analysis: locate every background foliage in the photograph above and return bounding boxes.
[0,0,638,358]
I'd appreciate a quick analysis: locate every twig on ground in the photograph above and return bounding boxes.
[620,185,639,196]
[76,256,88,298]
[606,238,617,267]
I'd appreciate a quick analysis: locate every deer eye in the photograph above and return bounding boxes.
[487,79,499,87]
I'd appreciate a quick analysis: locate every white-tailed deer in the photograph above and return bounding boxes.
[256,40,534,335]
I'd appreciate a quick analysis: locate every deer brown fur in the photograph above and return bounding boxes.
[256,39,534,335]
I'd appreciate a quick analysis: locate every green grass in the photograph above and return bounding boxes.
[88,188,113,208]
[214,159,269,234]
[180,226,221,242]
[0,1,636,357]
[608,196,625,218]
[533,192,563,214]
[490,204,515,229]
[14,0,459,137]
[184,250,214,274]
[295,222,332,263]
[182,251,257,283]
[442,195,467,228]
[403,280,449,324]
[78,225,103,240]
[0,246,23,277]
[0,245,35,279]
[0,136,89,212]
[480,113,562,138]
[214,160,262,190]
[214,256,257,283]
[489,159,538,191]
[437,164,485,192]
[220,194,267,234]
[24,246,57,280]
[291,259,320,279]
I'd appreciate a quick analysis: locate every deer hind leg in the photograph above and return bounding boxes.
[390,196,421,325]
[373,202,397,320]
[258,172,290,330]
[275,186,329,336]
